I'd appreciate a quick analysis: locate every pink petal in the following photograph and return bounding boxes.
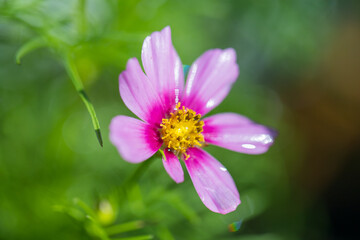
[142,26,184,113]
[119,58,166,125]
[182,48,239,116]
[202,113,277,154]
[184,148,240,214]
[109,116,162,163]
[162,149,184,183]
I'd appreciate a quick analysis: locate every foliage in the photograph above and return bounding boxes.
[0,0,337,239]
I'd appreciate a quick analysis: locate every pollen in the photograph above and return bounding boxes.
[160,102,204,159]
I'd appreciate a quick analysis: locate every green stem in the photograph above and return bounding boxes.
[122,156,157,189]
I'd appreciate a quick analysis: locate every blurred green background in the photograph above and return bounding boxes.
[1,0,360,239]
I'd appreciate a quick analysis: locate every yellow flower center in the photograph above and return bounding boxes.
[160,102,204,159]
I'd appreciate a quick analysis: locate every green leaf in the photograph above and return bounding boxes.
[64,52,103,147]
[73,198,97,220]
[53,204,86,222]
[111,235,154,240]
[15,37,47,64]
[106,221,145,236]
[76,0,87,36]
[156,225,175,240]
[85,221,110,240]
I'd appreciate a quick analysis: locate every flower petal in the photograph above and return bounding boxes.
[109,116,162,163]
[202,113,277,154]
[162,149,184,183]
[119,58,166,125]
[182,48,239,115]
[142,26,184,113]
[184,148,240,214]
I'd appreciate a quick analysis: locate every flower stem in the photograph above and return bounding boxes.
[123,156,157,189]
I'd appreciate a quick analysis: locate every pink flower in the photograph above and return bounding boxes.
[110,26,276,214]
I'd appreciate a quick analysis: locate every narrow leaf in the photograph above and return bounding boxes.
[15,37,46,64]
[64,53,103,147]
[73,198,97,220]
[85,221,110,240]
[156,225,175,240]
[112,235,154,240]
[76,0,87,35]
[106,221,144,236]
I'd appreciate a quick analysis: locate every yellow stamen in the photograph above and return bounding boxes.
[160,102,204,159]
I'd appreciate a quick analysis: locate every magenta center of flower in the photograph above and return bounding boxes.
[160,102,204,159]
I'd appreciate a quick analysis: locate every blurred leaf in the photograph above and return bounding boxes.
[73,198,98,220]
[112,235,154,240]
[85,221,110,240]
[15,37,47,64]
[237,233,284,240]
[76,0,87,36]
[106,221,145,236]
[156,225,175,240]
[53,204,86,222]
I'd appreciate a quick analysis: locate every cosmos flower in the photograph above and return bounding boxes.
[110,26,276,214]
